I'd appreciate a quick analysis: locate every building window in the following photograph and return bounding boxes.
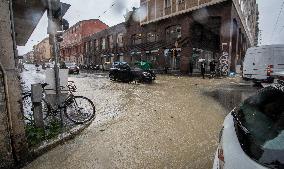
[165,0,171,8]
[89,41,92,52]
[117,33,124,47]
[132,34,142,45]
[85,43,87,53]
[108,35,113,49]
[93,39,97,51]
[101,38,106,50]
[166,25,181,41]
[177,0,184,4]
[147,32,158,42]
[95,39,99,50]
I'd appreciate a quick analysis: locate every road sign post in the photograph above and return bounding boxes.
[47,0,70,127]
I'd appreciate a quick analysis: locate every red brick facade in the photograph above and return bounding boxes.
[60,19,108,65]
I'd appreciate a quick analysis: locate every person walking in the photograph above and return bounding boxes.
[189,61,193,76]
[200,61,206,79]
[209,60,216,78]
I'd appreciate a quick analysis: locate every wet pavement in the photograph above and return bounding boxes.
[22,65,259,169]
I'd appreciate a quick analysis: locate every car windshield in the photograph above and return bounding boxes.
[235,87,284,168]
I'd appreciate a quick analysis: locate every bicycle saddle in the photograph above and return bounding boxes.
[41,83,49,88]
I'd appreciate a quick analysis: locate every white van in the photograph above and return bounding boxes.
[243,44,284,83]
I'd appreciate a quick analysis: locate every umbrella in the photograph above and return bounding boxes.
[198,58,206,63]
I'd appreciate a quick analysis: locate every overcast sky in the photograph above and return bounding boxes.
[17,0,284,55]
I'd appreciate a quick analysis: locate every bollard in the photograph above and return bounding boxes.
[31,84,44,130]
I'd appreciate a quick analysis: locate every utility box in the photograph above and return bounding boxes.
[31,84,44,129]
[31,84,42,103]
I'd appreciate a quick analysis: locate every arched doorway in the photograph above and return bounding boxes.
[190,16,221,72]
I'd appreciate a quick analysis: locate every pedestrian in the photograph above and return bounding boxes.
[240,64,243,77]
[189,61,193,76]
[60,61,67,69]
[209,60,216,77]
[42,62,46,70]
[164,66,169,74]
[200,61,206,79]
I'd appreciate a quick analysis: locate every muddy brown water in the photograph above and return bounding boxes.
[23,73,257,169]
[204,84,259,113]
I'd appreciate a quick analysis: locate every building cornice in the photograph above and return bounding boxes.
[141,0,228,25]
[232,0,253,46]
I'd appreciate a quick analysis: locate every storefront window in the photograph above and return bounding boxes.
[132,34,142,45]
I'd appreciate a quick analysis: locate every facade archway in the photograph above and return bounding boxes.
[190,16,221,72]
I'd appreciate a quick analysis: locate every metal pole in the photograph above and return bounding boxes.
[47,0,62,129]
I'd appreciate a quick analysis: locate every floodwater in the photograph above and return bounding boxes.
[22,68,259,169]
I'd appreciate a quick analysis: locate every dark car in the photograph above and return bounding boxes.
[89,64,100,70]
[66,62,80,74]
[109,62,155,83]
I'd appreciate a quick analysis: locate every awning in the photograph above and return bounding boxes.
[13,0,70,46]
[13,0,47,46]
[151,49,159,53]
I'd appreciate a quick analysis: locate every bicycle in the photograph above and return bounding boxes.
[22,81,95,124]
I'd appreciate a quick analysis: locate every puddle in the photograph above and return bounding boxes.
[205,85,260,114]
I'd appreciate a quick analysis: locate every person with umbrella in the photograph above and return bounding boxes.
[198,59,206,79]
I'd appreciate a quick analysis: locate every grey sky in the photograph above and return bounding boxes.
[18,0,140,55]
[257,0,284,45]
[17,0,284,55]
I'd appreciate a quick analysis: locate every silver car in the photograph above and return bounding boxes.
[213,85,284,169]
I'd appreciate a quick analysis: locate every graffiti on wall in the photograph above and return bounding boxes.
[219,51,229,76]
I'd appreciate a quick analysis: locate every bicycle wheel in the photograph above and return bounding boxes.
[22,94,33,123]
[65,96,95,124]
[22,94,51,124]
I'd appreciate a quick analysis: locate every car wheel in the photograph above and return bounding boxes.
[109,73,116,81]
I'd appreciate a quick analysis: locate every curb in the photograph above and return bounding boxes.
[20,118,94,168]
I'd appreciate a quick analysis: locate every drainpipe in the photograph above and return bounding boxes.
[8,0,18,67]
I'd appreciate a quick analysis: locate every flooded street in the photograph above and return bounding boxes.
[22,67,258,169]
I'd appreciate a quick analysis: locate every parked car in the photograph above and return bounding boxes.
[65,62,80,74]
[90,64,100,70]
[103,62,112,71]
[109,62,155,83]
[273,71,284,81]
[243,44,284,83]
[213,85,284,169]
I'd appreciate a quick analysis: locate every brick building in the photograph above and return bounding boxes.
[60,19,109,65]
[83,22,127,66]
[33,37,52,63]
[83,0,258,74]
[23,51,34,64]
